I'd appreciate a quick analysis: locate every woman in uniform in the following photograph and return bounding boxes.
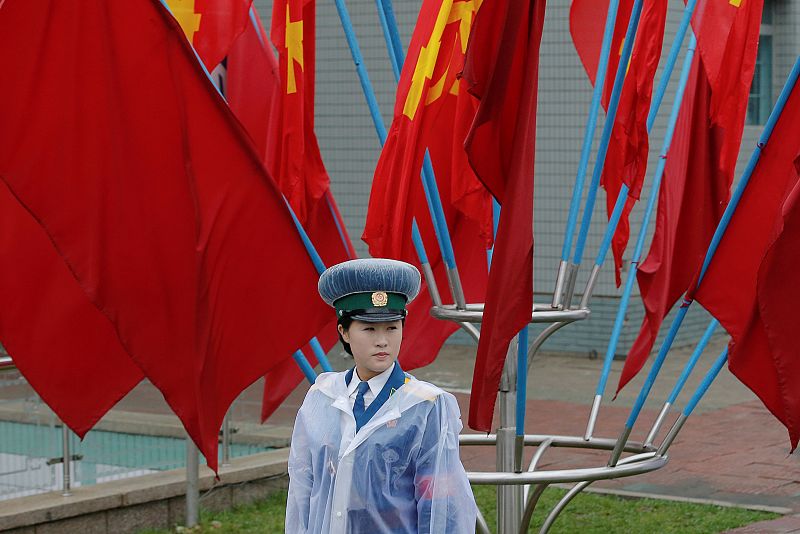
[286,258,478,533]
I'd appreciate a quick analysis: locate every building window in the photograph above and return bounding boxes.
[747,0,774,125]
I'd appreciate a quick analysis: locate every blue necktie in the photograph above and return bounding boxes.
[353,381,370,432]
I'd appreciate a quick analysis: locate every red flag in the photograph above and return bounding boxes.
[164,0,252,71]
[617,0,763,391]
[570,0,635,110]
[225,9,355,421]
[692,0,763,175]
[226,11,282,167]
[363,0,491,370]
[600,0,668,286]
[0,0,330,471]
[270,0,330,223]
[693,81,800,450]
[463,0,547,432]
[0,182,144,437]
[617,56,731,393]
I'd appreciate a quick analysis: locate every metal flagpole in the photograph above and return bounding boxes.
[370,0,468,309]
[656,348,729,456]
[643,318,718,446]
[185,436,200,527]
[332,0,448,310]
[555,0,623,308]
[579,0,701,307]
[568,0,645,303]
[585,32,698,440]
[608,58,800,466]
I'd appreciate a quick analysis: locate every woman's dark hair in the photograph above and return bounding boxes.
[337,316,355,356]
[336,316,406,357]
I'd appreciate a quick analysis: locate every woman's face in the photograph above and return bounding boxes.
[339,319,403,380]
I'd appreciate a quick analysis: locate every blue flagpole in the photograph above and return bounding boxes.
[593,34,697,404]
[590,0,700,279]
[572,0,644,268]
[666,319,718,405]
[640,318,717,446]
[555,0,623,306]
[584,0,701,435]
[372,0,466,303]
[608,57,800,464]
[653,348,729,456]
[332,0,438,292]
[292,350,319,383]
[682,348,728,417]
[309,337,334,373]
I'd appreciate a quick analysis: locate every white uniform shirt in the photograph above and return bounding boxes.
[346,362,396,410]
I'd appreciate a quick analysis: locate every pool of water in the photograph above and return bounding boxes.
[0,421,271,500]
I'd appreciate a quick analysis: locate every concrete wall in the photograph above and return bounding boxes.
[0,450,289,534]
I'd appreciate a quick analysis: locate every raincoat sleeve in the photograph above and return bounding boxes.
[414,392,478,533]
[286,398,314,533]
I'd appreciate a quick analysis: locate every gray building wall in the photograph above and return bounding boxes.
[253,0,798,357]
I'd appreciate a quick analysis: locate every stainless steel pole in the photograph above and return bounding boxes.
[221,411,231,467]
[61,425,71,496]
[186,436,200,527]
[497,337,522,533]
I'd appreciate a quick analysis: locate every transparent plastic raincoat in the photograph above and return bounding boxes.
[286,370,477,533]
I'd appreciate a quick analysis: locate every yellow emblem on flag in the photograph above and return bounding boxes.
[729,0,742,6]
[285,5,304,94]
[164,0,202,42]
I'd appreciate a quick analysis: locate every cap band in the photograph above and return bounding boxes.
[334,292,407,317]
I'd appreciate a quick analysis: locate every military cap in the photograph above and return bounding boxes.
[318,258,421,322]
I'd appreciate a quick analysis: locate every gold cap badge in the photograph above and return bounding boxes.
[371,291,388,306]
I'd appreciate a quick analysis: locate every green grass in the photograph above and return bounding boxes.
[139,486,779,533]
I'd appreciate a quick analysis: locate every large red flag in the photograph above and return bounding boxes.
[570,0,635,110]
[463,0,547,432]
[617,56,731,392]
[0,182,144,437]
[600,0,668,286]
[693,80,800,450]
[164,0,252,71]
[225,9,355,422]
[692,0,763,176]
[617,0,763,391]
[363,0,491,370]
[0,0,330,471]
[270,0,330,223]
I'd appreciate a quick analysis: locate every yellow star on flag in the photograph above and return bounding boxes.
[164,0,202,42]
[285,5,304,94]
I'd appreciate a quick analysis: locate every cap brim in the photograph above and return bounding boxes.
[348,310,406,323]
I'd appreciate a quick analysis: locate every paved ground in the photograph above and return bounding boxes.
[3,336,799,531]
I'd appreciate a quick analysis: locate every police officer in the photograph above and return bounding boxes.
[286,258,478,533]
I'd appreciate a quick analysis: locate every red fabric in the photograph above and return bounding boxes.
[227,12,282,167]
[0,0,330,471]
[693,83,800,450]
[165,0,252,71]
[270,0,330,223]
[600,0,668,286]
[692,0,763,176]
[0,182,144,437]
[618,57,732,393]
[463,0,546,432]
[363,0,491,370]
[617,0,763,391]
[225,8,354,422]
[570,0,635,110]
